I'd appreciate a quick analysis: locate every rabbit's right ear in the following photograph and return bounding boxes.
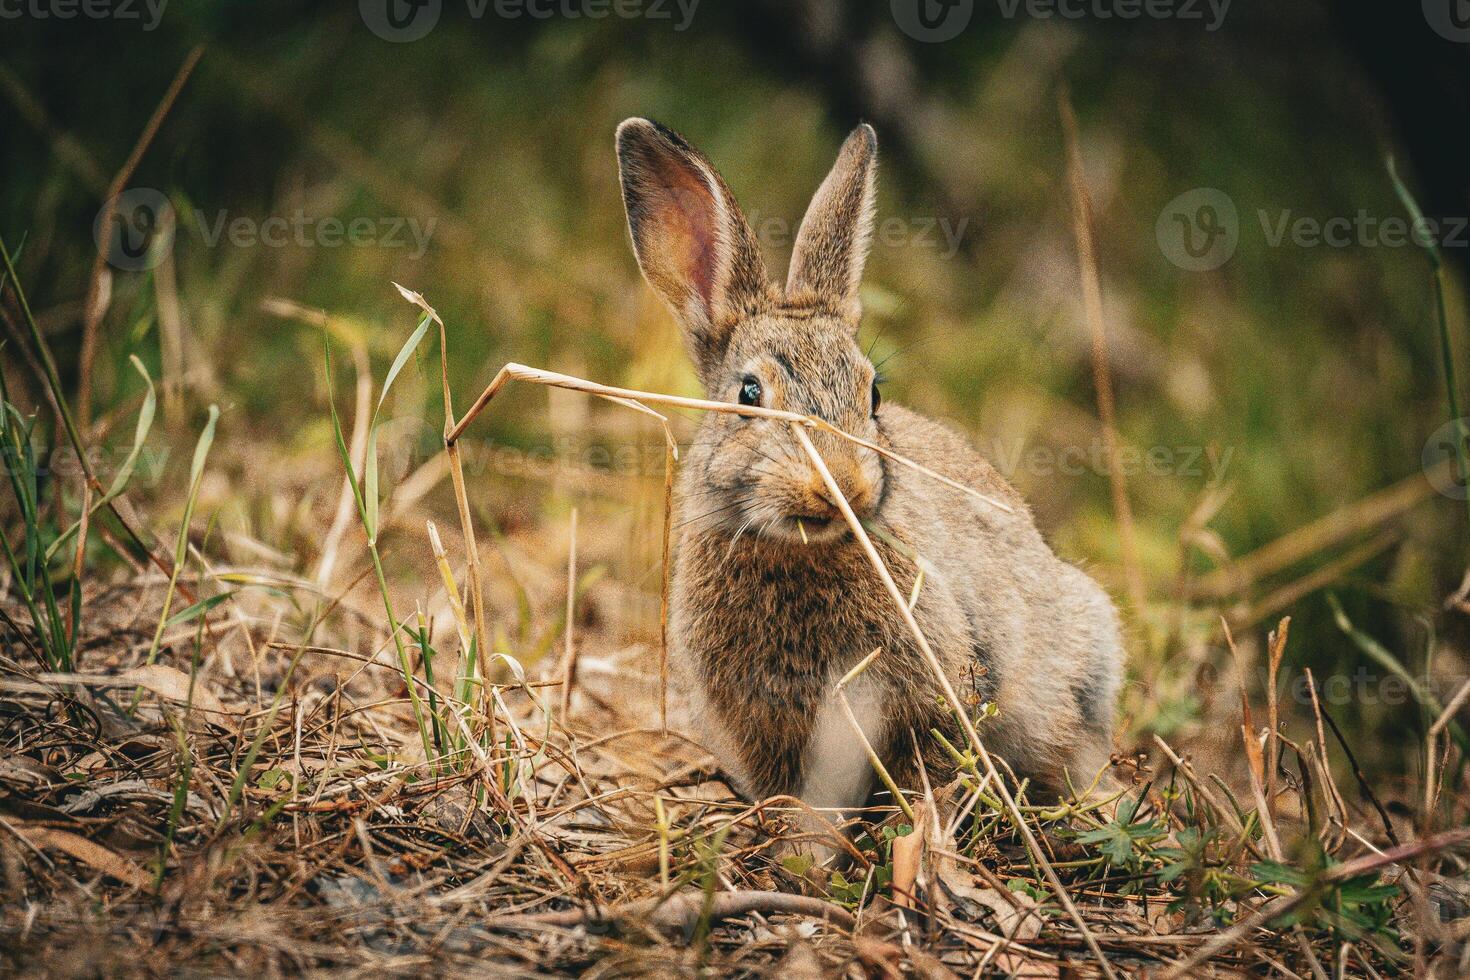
[786,124,877,322]
[617,118,772,382]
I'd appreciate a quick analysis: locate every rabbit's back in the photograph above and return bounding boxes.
[879,405,1124,782]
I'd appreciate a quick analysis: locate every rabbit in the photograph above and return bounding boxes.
[615,117,1124,836]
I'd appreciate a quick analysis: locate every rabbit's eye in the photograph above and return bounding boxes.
[738,376,763,408]
[871,380,882,416]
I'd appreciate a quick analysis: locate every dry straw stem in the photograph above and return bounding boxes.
[494,887,858,932]
[659,439,674,732]
[394,285,494,728]
[1152,734,1258,855]
[77,45,203,428]
[834,647,915,824]
[1058,86,1146,619]
[1265,617,1290,820]
[1425,676,1470,823]
[1193,462,1447,601]
[559,507,579,718]
[1228,529,1399,632]
[444,362,1013,515]
[1303,667,1351,850]
[426,520,473,658]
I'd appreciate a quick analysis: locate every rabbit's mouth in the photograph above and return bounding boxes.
[781,512,847,542]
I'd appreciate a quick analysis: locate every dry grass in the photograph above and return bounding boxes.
[4,567,1469,977]
[4,298,1470,976]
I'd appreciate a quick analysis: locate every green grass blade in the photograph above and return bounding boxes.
[324,330,434,767]
[143,405,220,669]
[1329,593,1469,755]
[323,335,366,516]
[363,314,431,543]
[47,355,158,563]
[1387,158,1442,270]
[165,590,235,628]
[178,406,219,565]
[376,313,432,419]
[110,355,159,498]
[1388,158,1469,529]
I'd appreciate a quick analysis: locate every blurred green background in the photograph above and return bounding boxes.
[3,0,1469,778]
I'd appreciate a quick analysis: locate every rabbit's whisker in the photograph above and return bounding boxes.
[673,499,746,531]
[740,442,791,471]
[725,515,757,559]
[678,482,749,501]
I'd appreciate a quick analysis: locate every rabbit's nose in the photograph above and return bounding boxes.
[809,471,874,517]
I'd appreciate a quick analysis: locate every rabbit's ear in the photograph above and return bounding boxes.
[786,124,877,322]
[617,118,772,381]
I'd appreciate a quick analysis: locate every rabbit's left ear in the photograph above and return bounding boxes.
[786,124,877,321]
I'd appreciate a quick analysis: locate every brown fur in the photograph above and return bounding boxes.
[616,119,1124,815]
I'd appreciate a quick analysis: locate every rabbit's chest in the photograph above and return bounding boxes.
[674,539,931,797]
